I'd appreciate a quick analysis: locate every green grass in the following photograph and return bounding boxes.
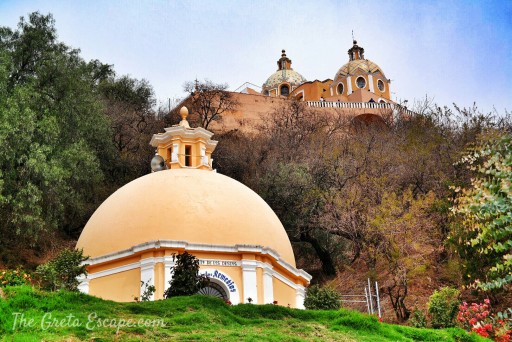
[0,286,487,341]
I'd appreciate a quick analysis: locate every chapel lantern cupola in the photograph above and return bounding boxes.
[348,40,365,61]
[277,50,292,70]
[149,106,218,171]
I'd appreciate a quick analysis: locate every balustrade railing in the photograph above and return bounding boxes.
[305,101,415,116]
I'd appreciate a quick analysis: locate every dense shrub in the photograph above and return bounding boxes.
[0,267,32,287]
[304,285,341,310]
[36,248,88,291]
[457,300,512,341]
[428,287,460,328]
[410,307,428,328]
[164,252,209,298]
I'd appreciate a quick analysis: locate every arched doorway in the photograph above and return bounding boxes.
[198,269,240,304]
[351,113,388,132]
[198,281,228,300]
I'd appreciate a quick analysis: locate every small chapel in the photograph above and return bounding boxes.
[76,107,312,308]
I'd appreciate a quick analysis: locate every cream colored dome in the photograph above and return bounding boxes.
[262,69,306,89]
[335,59,386,78]
[76,169,296,266]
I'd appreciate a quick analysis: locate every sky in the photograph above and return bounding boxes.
[0,0,510,114]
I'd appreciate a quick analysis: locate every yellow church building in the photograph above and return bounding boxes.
[261,40,391,103]
[76,107,312,308]
[179,40,414,132]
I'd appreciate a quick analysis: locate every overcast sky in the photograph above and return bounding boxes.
[1,0,510,114]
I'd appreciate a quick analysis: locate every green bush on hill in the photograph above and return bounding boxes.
[0,267,32,287]
[304,284,341,310]
[36,248,88,292]
[428,287,460,329]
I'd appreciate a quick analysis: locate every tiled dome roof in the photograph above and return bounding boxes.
[335,59,386,78]
[262,69,307,89]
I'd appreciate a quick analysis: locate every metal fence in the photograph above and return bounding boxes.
[339,278,381,317]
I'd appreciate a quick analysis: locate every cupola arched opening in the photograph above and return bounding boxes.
[280,84,290,96]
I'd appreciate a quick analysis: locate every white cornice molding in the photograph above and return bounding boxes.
[86,262,141,280]
[150,126,217,147]
[86,240,312,283]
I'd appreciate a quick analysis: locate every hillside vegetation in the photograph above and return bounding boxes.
[0,286,486,341]
[1,11,511,335]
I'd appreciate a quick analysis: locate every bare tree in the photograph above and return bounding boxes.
[99,75,165,180]
[183,80,239,130]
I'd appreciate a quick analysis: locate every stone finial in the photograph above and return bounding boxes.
[179,106,191,128]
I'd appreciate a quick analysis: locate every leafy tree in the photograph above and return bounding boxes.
[370,190,439,322]
[36,248,89,291]
[427,287,460,328]
[164,252,209,298]
[0,12,114,253]
[214,101,512,319]
[450,132,512,290]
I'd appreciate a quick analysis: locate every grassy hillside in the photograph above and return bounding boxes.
[0,286,486,341]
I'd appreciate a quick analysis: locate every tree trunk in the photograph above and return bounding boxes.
[300,232,337,276]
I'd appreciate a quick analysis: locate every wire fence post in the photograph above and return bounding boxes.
[364,286,370,314]
[367,278,374,315]
[339,281,382,317]
[375,281,381,318]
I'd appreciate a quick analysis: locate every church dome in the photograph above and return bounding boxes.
[262,50,306,96]
[76,168,296,266]
[335,59,386,79]
[330,40,391,100]
[263,69,307,89]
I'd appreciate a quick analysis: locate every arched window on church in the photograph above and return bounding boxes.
[337,82,344,95]
[280,84,289,96]
[377,79,385,92]
[356,76,366,89]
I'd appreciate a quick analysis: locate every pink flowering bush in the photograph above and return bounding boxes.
[457,299,511,341]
